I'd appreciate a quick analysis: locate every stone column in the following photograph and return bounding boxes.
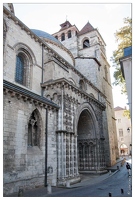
[95,140,98,171]
[69,133,71,177]
[83,144,85,170]
[61,132,64,179]
[94,145,97,171]
[88,145,90,170]
[96,139,100,171]
[71,134,74,176]
[75,136,78,175]
[57,133,61,179]
[64,133,66,177]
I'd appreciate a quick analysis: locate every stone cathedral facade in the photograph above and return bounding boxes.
[3,3,119,195]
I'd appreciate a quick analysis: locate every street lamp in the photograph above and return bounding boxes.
[127,127,130,133]
[129,144,132,156]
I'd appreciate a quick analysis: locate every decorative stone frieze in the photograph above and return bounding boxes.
[41,78,105,111]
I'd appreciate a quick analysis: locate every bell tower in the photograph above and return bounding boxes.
[52,20,79,57]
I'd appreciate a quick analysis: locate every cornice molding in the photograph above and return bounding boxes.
[3,80,59,110]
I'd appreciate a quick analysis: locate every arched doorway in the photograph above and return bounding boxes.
[77,109,97,172]
[120,144,128,156]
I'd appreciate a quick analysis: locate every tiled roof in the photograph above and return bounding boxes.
[114,106,125,111]
[78,21,94,36]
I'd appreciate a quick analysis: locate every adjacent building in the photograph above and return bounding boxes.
[120,46,132,119]
[114,106,131,156]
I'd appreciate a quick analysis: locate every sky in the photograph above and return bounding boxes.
[4,1,132,108]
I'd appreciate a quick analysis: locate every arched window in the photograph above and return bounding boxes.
[79,79,86,91]
[55,35,58,39]
[15,54,25,85]
[61,33,65,41]
[15,46,34,88]
[28,109,41,148]
[68,30,71,38]
[83,39,90,48]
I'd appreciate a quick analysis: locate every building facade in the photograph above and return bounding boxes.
[114,106,132,156]
[120,46,132,119]
[3,3,118,195]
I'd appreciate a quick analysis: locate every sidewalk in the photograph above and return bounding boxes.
[69,157,124,188]
[5,156,129,197]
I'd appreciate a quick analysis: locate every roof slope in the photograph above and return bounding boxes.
[31,29,62,45]
[59,21,72,31]
[78,21,94,36]
[114,106,125,111]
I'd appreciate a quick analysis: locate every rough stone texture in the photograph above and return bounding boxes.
[3,4,118,195]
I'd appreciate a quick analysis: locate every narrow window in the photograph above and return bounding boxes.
[15,46,33,88]
[118,119,121,123]
[79,79,85,91]
[119,129,123,137]
[83,39,90,48]
[68,30,71,38]
[61,33,65,41]
[15,54,24,84]
[55,35,58,39]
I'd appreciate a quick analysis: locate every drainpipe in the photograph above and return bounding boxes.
[41,44,44,97]
[61,85,64,178]
[45,107,48,186]
[41,44,48,186]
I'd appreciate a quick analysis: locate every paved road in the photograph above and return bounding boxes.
[6,157,132,197]
[44,158,132,197]
[44,173,132,197]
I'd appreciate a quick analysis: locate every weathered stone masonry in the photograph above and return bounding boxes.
[3,4,119,195]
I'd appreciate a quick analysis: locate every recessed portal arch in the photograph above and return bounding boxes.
[77,109,97,172]
[77,109,95,139]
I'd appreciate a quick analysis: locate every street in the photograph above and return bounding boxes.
[44,158,132,197]
[6,157,132,197]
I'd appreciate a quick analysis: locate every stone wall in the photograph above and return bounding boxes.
[3,91,58,195]
[3,12,42,95]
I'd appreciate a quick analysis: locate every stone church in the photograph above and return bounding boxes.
[3,3,119,195]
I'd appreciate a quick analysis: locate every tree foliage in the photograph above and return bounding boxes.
[123,109,130,119]
[112,17,132,94]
